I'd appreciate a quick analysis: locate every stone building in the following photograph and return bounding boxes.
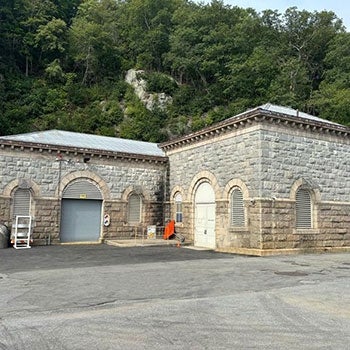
[0,103,349,255]
[160,103,350,255]
[0,130,167,245]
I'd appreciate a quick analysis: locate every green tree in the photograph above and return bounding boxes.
[117,0,179,71]
[276,8,344,102]
[308,33,350,125]
[68,0,122,85]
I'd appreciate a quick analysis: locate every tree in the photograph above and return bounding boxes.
[68,0,122,85]
[308,33,350,125]
[116,0,179,71]
[279,8,344,100]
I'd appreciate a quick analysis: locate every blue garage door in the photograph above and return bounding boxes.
[60,180,103,242]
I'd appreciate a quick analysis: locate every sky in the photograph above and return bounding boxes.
[197,1,350,30]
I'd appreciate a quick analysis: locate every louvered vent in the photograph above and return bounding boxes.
[13,189,31,217]
[231,188,245,227]
[62,180,102,200]
[296,189,312,228]
[128,194,141,223]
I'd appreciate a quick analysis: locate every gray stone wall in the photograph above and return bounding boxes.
[0,149,166,201]
[0,148,167,243]
[166,125,262,246]
[260,125,350,201]
[168,126,262,198]
[259,200,350,251]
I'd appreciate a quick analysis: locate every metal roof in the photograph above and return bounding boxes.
[0,130,165,157]
[241,103,343,126]
[159,103,348,150]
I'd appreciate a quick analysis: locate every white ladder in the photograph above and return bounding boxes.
[13,216,32,249]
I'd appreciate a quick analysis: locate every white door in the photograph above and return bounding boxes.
[194,182,216,249]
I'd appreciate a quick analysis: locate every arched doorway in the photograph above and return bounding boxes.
[194,182,216,248]
[60,179,103,242]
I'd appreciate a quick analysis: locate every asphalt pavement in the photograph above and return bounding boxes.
[1,244,350,349]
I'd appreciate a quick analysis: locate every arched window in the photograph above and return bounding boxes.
[231,188,245,227]
[13,188,31,218]
[128,193,141,223]
[174,193,183,223]
[296,188,312,228]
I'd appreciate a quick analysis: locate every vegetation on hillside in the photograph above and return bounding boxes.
[1,0,349,141]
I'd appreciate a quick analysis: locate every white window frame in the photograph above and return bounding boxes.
[174,193,183,223]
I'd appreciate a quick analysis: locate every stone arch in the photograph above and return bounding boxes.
[290,178,321,203]
[170,185,185,200]
[3,178,41,198]
[290,178,320,229]
[121,185,150,225]
[223,178,250,200]
[223,179,249,228]
[188,170,221,202]
[58,170,110,200]
[121,185,150,202]
[3,178,40,220]
[170,186,186,224]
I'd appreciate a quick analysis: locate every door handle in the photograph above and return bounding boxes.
[204,229,207,235]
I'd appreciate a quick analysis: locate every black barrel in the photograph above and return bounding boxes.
[0,223,10,248]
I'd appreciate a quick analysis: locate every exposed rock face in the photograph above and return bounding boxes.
[125,69,173,111]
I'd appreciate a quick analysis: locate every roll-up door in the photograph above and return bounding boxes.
[62,180,103,200]
[60,180,102,242]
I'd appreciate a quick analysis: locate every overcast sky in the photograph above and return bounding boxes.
[197,1,349,30]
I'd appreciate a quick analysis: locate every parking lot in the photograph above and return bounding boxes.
[1,244,350,349]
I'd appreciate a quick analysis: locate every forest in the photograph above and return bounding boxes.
[1,0,350,142]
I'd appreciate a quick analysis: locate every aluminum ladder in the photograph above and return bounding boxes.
[13,216,32,249]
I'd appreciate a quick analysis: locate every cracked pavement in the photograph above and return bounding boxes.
[1,245,350,349]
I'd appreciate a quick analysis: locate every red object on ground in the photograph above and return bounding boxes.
[163,220,175,240]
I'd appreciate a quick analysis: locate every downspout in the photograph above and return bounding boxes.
[163,162,169,226]
[54,156,62,245]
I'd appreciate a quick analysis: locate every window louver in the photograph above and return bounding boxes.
[13,189,31,217]
[296,189,312,228]
[231,188,245,227]
[128,194,141,223]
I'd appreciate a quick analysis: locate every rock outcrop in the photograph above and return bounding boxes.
[125,69,173,111]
